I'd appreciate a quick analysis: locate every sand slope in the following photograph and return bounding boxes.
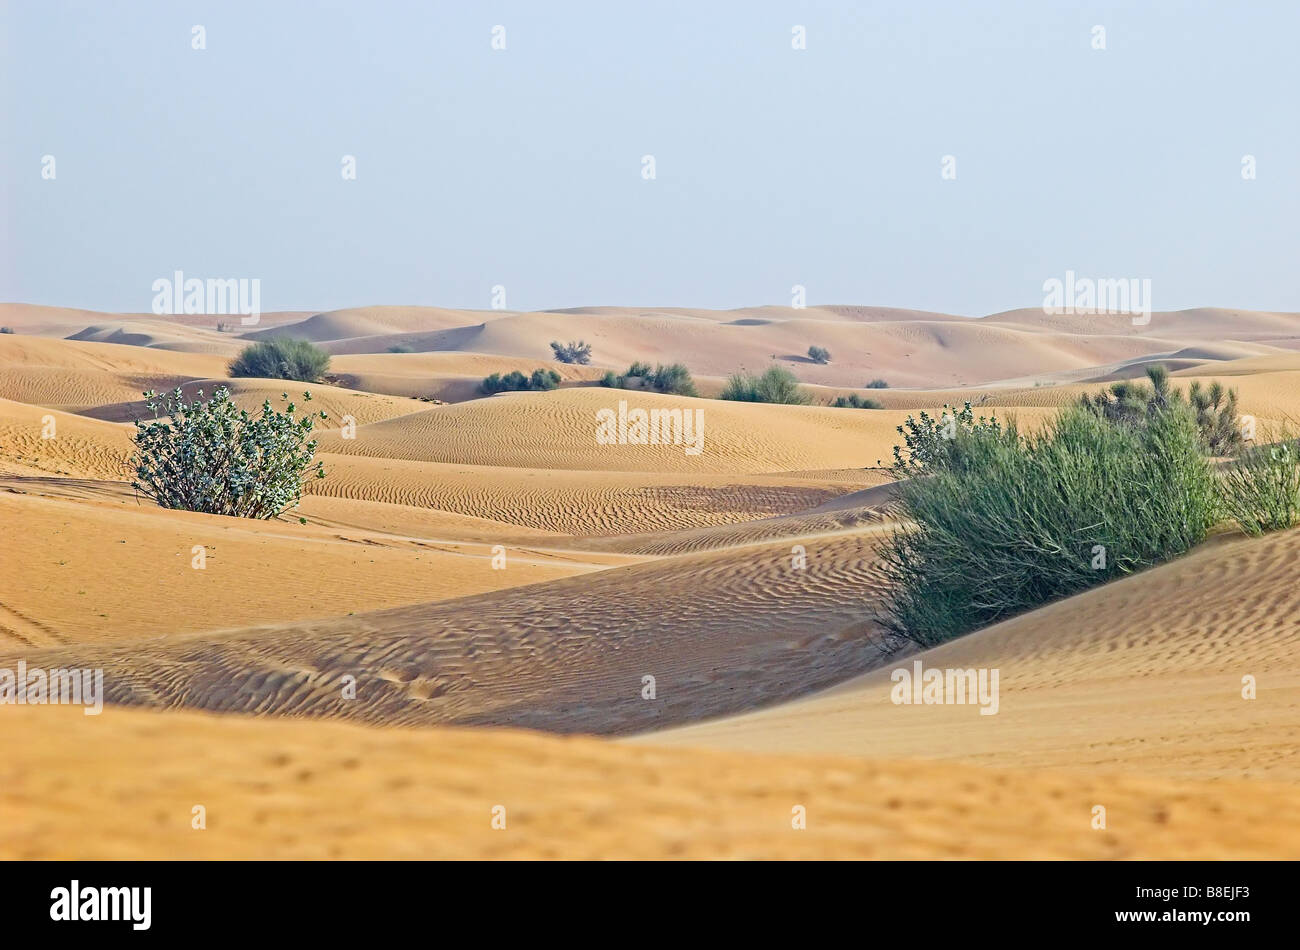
[650,527,1300,782]
[4,704,1298,859]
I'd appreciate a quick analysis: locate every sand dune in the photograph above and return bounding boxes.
[650,526,1300,782]
[6,527,891,731]
[318,387,942,474]
[0,480,614,647]
[4,704,1298,859]
[4,298,1299,859]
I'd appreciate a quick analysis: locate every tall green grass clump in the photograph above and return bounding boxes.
[229,338,331,383]
[131,387,326,519]
[1219,434,1300,535]
[881,403,1217,647]
[720,366,809,405]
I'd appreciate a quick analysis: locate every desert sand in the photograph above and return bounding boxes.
[2,302,1298,858]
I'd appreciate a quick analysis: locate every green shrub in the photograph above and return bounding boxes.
[880,404,1217,647]
[808,345,831,364]
[603,362,698,396]
[1219,435,1300,535]
[866,379,889,389]
[831,393,883,409]
[480,368,561,394]
[229,338,331,382]
[1078,364,1242,455]
[891,401,1006,476]
[550,340,592,364]
[720,366,809,405]
[130,387,326,519]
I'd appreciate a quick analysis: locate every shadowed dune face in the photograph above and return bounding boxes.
[6,527,895,733]
[4,302,1300,858]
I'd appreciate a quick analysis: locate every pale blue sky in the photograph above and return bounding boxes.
[3,0,1297,315]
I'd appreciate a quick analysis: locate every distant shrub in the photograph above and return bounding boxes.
[720,366,809,405]
[808,345,832,364]
[480,368,561,394]
[550,340,593,364]
[603,362,697,396]
[0,327,13,334]
[1219,434,1300,536]
[1078,364,1242,455]
[130,387,326,519]
[866,379,889,389]
[386,343,414,353]
[229,338,330,383]
[831,393,883,409]
[880,403,1217,647]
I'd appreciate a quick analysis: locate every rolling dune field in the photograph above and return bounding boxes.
[2,303,1299,858]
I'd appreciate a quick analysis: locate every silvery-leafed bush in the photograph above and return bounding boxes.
[131,387,326,519]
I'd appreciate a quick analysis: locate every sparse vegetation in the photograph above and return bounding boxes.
[808,345,832,364]
[130,387,326,520]
[550,340,593,364]
[1078,364,1242,455]
[601,361,698,396]
[480,368,561,394]
[866,378,889,389]
[386,343,414,353]
[830,393,883,409]
[1219,432,1300,536]
[229,338,331,383]
[0,327,14,334]
[720,366,809,405]
[880,402,1217,647]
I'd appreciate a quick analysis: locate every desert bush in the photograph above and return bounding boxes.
[1218,434,1300,535]
[643,363,697,396]
[891,401,1007,476]
[480,368,561,394]
[808,345,832,364]
[0,327,14,334]
[603,362,698,396]
[831,393,883,409]
[130,387,326,519]
[866,378,889,389]
[386,343,414,353]
[1188,380,1242,455]
[229,338,330,382]
[720,366,809,405]
[550,340,593,364]
[880,403,1217,647]
[1078,364,1242,455]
